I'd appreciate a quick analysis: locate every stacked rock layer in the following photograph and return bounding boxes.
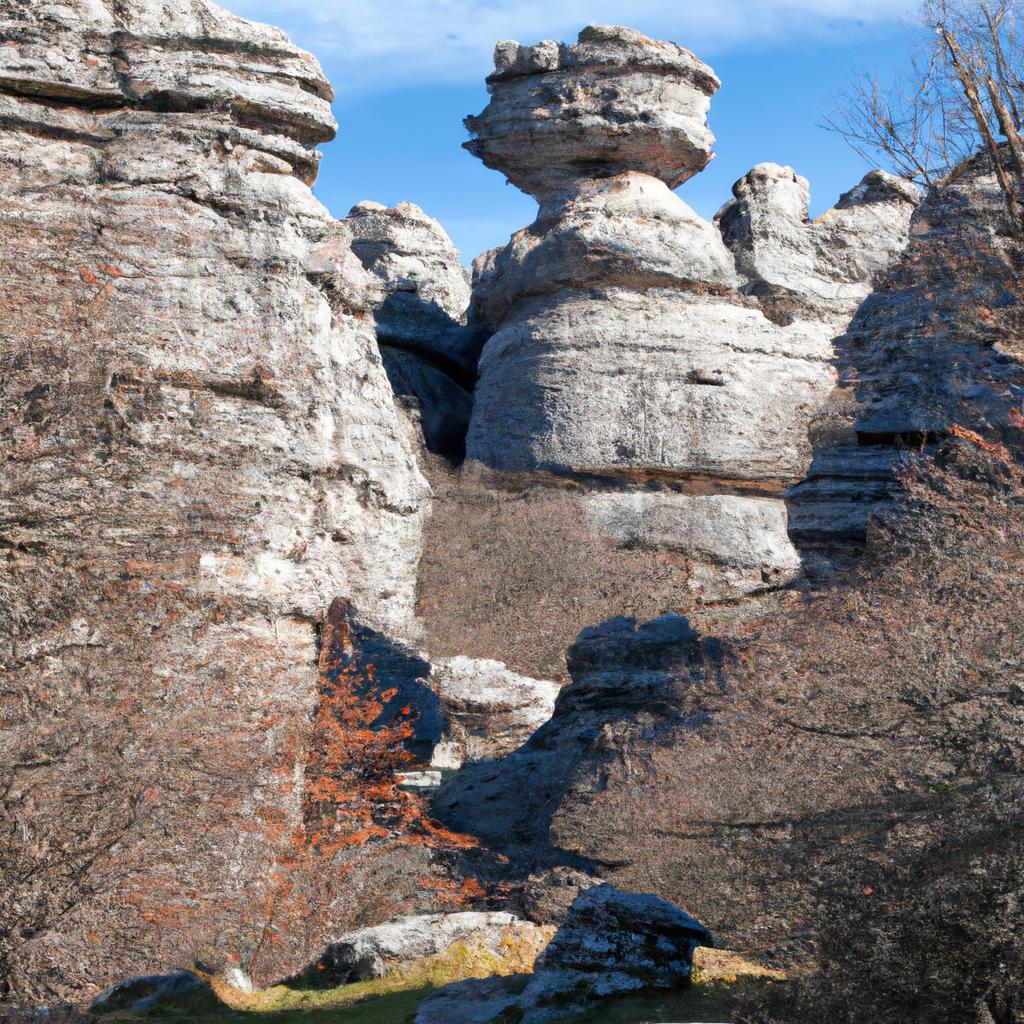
[464,27,918,594]
[0,0,427,991]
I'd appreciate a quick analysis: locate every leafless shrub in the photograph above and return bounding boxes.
[417,465,694,681]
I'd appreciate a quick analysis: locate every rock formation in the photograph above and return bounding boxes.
[415,884,712,1024]
[462,26,917,597]
[0,0,428,994]
[434,615,722,859]
[346,200,480,459]
[429,657,560,768]
[294,910,549,987]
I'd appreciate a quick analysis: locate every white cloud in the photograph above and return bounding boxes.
[228,0,918,92]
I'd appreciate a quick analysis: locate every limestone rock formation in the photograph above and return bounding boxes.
[429,657,561,769]
[346,200,478,459]
[517,885,712,1023]
[717,163,919,322]
[414,885,712,1024]
[0,0,428,993]
[433,615,722,858]
[463,27,919,591]
[294,911,547,987]
[465,25,719,201]
[786,155,1023,552]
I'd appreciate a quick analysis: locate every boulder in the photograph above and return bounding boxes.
[413,885,712,1024]
[517,885,712,1022]
[414,974,526,1024]
[91,972,206,1015]
[295,911,541,987]
[430,657,561,769]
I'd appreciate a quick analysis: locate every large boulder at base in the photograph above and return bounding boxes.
[91,972,206,1015]
[294,912,544,987]
[414,974,527,1024]
[518,885,712,1022]
[414,885,712,1024]
[429,656,561,769]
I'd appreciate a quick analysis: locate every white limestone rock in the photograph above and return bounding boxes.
[468,288,836,480]
[466,25,719,201]
[581,491,801,597]
[471,172,740,332]
[298,912,545,986]
[717,162,919,320]
[430,657,561,769]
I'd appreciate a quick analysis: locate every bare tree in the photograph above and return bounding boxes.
[827,0,1024,233]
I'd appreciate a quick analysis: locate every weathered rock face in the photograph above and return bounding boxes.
[463,27,918,592]
[517,885,712,1023]
[785,156,1023,552]
[414,885,712,1024]
[717,163,919,322]
[0,0,428,994]
[429,657,561,769]
[465,25,719,202]
[433,615,722,859]
[345,200,477,458]
[293,911,547,987]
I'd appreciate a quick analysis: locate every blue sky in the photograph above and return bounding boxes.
[230,1,924,262]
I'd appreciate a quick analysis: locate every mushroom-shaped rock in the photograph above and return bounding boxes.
[465,25,719,201]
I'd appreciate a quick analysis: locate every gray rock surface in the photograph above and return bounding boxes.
[0,0,427,990]
[462,26,918,597]
[470,173,739,333]
[433,615,722,858]
[414,885,712,1024]
[91,972,205,1015]
[717,163,919,321]
[517,884,712,1023]
[465,25,719,201]
[414,975,527,1024]
[345,200,478,457]
[581,491,801,598]
[468,288,835,481]
[296,911,538,986]
[429,656,561,769]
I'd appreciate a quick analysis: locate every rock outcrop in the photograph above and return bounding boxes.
[784,155,1021,553]
[429,657,561,769]
[462,26,916,597]
[414,885,712,1024]
[294,911,548,987]
[0,0,428,993]
[717,163,919,322]
[346,200,478,459]
[433,615,722,859]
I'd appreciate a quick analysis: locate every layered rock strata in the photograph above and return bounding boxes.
[463,26,916,595]
[346,200,478,459]
[715,163,920,551]
[0,0,427,992]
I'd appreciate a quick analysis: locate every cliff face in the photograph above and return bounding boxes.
[0,0,428,993]
[461,26,917,599]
